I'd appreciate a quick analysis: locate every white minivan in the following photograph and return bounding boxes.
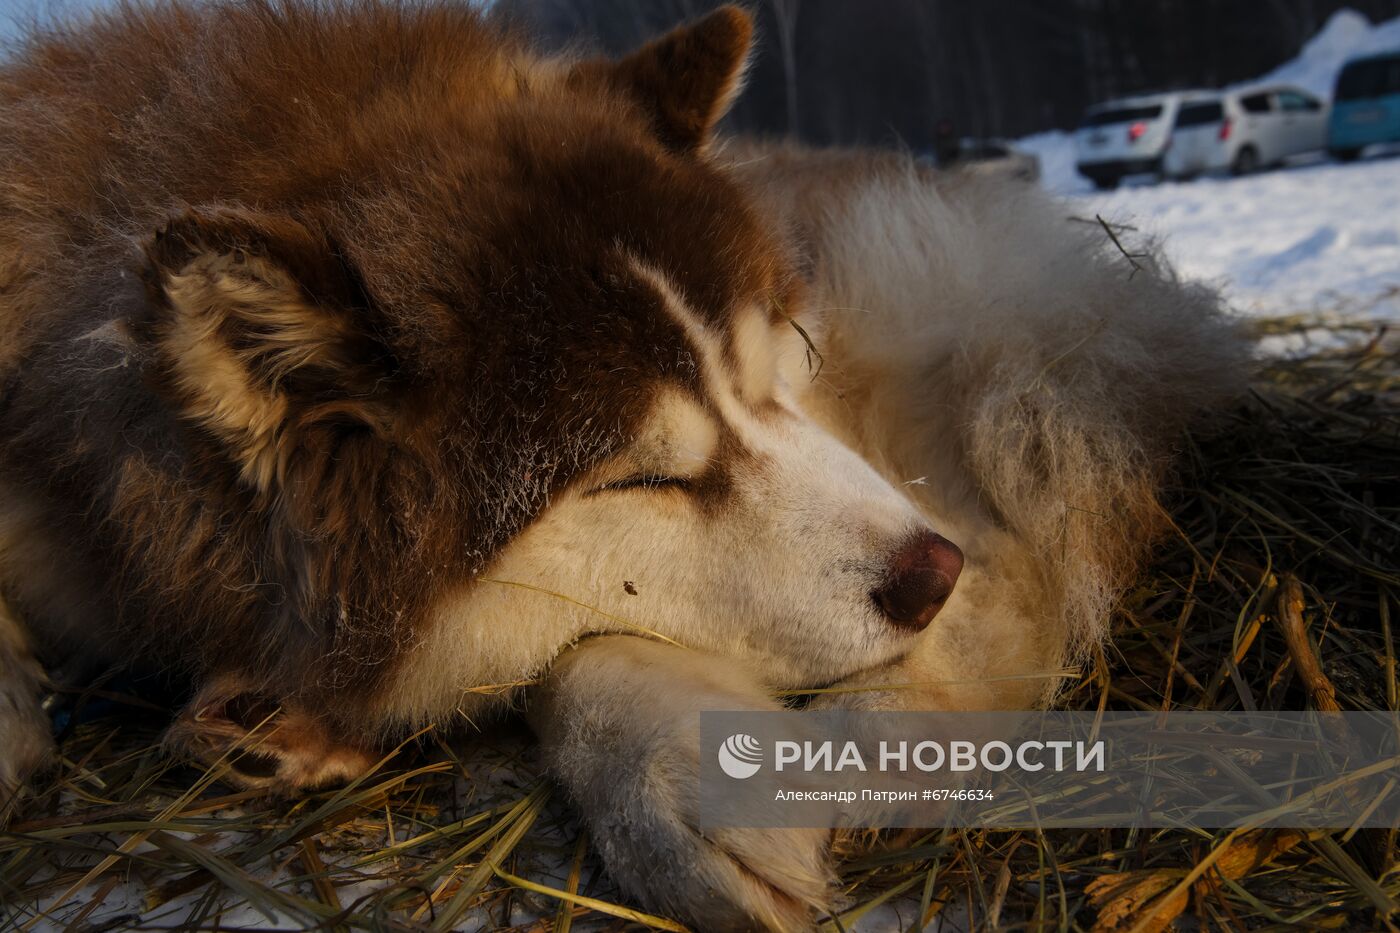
[1074,92,1212,189]
[1163,86,1329,178]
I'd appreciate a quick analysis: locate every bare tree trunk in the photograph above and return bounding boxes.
[971,7,1003,136]
[909,0,945,141]
[769,0,801,137]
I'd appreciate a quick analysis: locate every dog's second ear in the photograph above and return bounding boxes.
[137,206,395,493]
[575,5,753,154]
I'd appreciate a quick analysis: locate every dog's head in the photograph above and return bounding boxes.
[132,6,960,705]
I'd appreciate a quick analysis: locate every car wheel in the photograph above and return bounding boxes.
[1330,147,1362,163]
[1231,146,1259,175]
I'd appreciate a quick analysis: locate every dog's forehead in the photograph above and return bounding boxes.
[626,258,784,412]
[509,137,779,318]
[433,138,789,399]
[351,133,795,565]
[356,114,788,367]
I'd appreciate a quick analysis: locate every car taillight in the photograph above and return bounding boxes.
[1127,121,1148,142]
[1219,118,1232,141]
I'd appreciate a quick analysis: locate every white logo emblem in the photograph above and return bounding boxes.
[717,733,763,779]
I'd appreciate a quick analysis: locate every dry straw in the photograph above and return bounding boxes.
[3,316,1398,931]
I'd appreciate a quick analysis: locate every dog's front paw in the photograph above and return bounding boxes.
[530,637,836,931]
[584,742,834,932]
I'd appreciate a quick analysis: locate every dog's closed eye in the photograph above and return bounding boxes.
[591,474,692,495]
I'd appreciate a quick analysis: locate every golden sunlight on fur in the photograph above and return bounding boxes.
[0,3,1248,929]
[729,142,1248,712]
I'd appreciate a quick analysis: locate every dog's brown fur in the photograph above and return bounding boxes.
[0,6,1250,928]
[0,0,771,743]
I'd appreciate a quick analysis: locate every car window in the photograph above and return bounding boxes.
[1239,93,1273,114]
[1081,105,1164,128]
[1175,102,1223,127]
[1337,57,1400,100]
[1278,91,1318,112]
[1336,62,1375,100]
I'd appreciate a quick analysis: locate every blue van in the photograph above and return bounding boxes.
[1330,51,1400,160]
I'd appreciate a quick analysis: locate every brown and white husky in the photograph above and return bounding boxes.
[0,2,1243,928]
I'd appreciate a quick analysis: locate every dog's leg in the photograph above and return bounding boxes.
[0,595,53,823]
[528,636,833,932]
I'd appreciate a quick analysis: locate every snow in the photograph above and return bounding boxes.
[1023,137,1400,324]
[1080,158,1400,323]
[1249,8,1400,97]
[1018,130,1094,195]
[1020,10,1400,326]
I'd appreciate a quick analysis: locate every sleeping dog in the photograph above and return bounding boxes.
[0,3,1243,928]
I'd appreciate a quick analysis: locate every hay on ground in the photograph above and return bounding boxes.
[3,318,1398,932]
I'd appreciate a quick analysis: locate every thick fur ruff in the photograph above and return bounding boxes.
[732,144,1249,707]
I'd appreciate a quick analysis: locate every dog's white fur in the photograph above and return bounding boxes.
[525,149,1246,928]
[0,147,1245,929]
[381,256,938,730]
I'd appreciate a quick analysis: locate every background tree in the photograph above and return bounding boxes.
[499,0,1400,148]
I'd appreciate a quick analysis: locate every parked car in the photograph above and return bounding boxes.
[1164,86,1328,178]
[1074,92,1207,189]
[1161,97,1227,178]
[918,137,1041,183]
[1330,51,1400,161]
[954,137,1041,182]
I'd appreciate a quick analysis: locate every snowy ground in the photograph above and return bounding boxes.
[1030,149,1400,324]
[1018,8,1400,328]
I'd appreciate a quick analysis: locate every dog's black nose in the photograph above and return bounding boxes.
[872,530,964,631]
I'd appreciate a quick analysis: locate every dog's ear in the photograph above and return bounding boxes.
[166,677,378,791]
[575,5,753,154]
[137,206,395,492]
